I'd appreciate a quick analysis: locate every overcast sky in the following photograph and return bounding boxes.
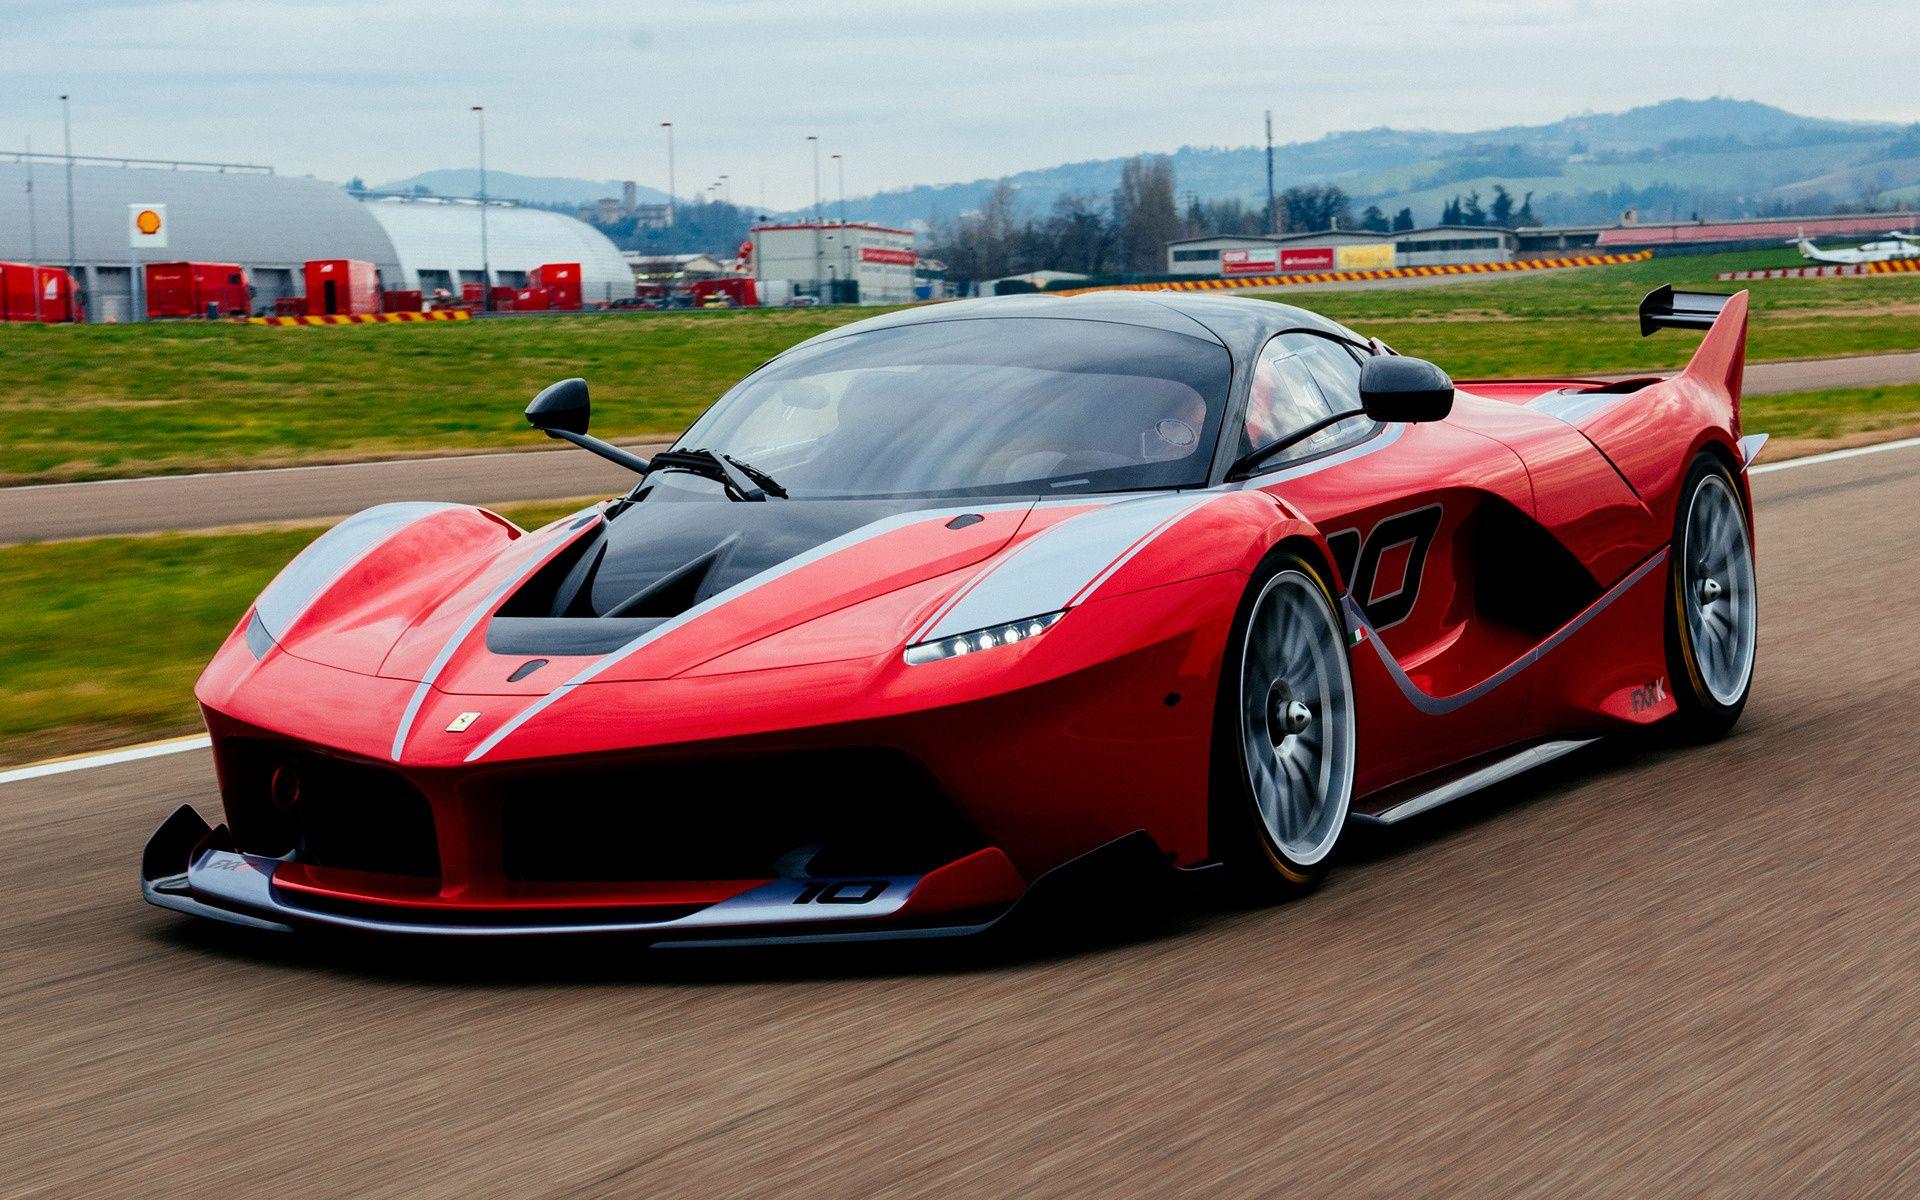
[2,0,1914,210]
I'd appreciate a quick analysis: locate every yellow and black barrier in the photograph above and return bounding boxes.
[246,310,472,326]
[1717,259,1920,281]
[1052,250,1654,296]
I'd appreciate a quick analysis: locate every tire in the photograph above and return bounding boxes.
[1211,548,1358,896]
[1664,453,1758,740]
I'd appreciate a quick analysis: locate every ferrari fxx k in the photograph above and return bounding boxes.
[144,285,1762,944]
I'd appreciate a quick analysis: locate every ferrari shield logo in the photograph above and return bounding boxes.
[445,711,481,733]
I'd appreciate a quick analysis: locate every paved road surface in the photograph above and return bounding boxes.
[3,445,1916,1197]
[4,352,1919,544]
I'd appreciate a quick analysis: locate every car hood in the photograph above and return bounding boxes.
[269,497,1039,692]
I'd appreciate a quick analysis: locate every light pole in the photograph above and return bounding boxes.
[25,135,41,322]
[472,105,491,310]
[808,135,822,300]
[718,174,729,206]
[660,121,676,228]
[832,153,850,299]
[61,94,78,311]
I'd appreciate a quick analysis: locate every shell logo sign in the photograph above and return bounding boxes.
[128,203,170,249]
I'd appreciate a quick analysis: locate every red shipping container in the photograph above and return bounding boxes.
[380,290,423,314]
[273,296,305,317]
[0,263,82,323]
[145,262,250,319]
[511,287,549,312]
[529,261,582,310]
[303,259,381,316]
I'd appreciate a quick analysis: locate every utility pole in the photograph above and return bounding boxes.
[718,174,730,206]
[1264,109,1277,235]
[808,135,823,300]
[472,106,491,310]
[61,94,79,313]
[660,121,676,228]
[25,135,41,321]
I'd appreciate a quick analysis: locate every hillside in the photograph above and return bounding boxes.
[838,99,1914,228]
[369,99,1918,233]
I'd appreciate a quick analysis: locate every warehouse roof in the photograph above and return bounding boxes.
[0,159,398,272]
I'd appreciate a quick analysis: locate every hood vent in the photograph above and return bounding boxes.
[486,527,741,658]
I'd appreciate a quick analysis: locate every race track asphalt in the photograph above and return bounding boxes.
[2,442,1916,1197]
[5,351,1920,544]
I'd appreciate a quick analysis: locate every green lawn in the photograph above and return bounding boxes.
[2,247,1917,485]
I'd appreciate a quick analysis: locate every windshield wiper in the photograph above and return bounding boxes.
[646,448,788,501]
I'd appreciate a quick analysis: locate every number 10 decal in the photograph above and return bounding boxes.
[1323,504,1443,630]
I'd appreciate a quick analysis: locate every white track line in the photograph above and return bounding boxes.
[3,433,1916,787]
[1749,434,1920,475]
[0,735,211,785]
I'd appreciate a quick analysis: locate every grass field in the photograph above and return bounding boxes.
[5,377,1918,766]
[3,247,1918,485]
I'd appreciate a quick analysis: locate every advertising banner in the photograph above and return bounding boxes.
[1335,243,1396,270]
[1220,248,1278,275]
[1279,247,1336,271]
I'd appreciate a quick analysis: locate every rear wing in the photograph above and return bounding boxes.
[1638,285,1732,336]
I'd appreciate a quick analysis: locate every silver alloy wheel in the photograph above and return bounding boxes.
[1682,473,1758,706]
[1238,570,1356,867]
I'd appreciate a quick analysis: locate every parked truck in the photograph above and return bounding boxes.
[0,263,82,323]
[303,259,381,316]
[145,262,250,319]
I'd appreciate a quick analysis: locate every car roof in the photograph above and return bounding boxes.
[789,290,1365,361]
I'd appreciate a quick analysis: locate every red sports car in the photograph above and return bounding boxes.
[143,285,1762,944]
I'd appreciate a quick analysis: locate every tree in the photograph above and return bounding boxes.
[1392,207,1416,232]
[1112,156,1180,274]
[1441,196,1462,226]
[932,180,1025,281]
[1460,190,1487,226]
[1278,184,1351,233]
[1514,190,1538,226]
[1358,204,1389,233]
[1042,190,1114,275]
[1489,185,1514,228]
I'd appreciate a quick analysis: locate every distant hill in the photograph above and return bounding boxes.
[369,169,672,208]
[811,98,1915,229]
[370,99,1919,235]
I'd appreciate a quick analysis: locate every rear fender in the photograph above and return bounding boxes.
[1577,289,1749,523]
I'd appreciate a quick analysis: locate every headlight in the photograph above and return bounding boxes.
[903,611,1063,665]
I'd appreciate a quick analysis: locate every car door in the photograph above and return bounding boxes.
[1240,332,1547,794]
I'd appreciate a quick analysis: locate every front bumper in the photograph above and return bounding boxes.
[141,804,1164,946]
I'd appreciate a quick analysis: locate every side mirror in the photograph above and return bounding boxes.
[1359,355,1453,423]
[526,377,590,435]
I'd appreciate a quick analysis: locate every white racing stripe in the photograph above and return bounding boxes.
[7,434,1918,786]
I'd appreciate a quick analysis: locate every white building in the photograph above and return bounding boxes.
[361,197,633,304]
[751,221,916,305]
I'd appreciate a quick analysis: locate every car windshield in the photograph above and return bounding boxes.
[668,317,1232,499]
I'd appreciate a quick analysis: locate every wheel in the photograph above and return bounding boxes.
[1664,453,1757,739]
[1212,550,1358,895]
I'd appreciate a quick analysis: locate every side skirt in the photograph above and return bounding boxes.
[1350,738,1599,827]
